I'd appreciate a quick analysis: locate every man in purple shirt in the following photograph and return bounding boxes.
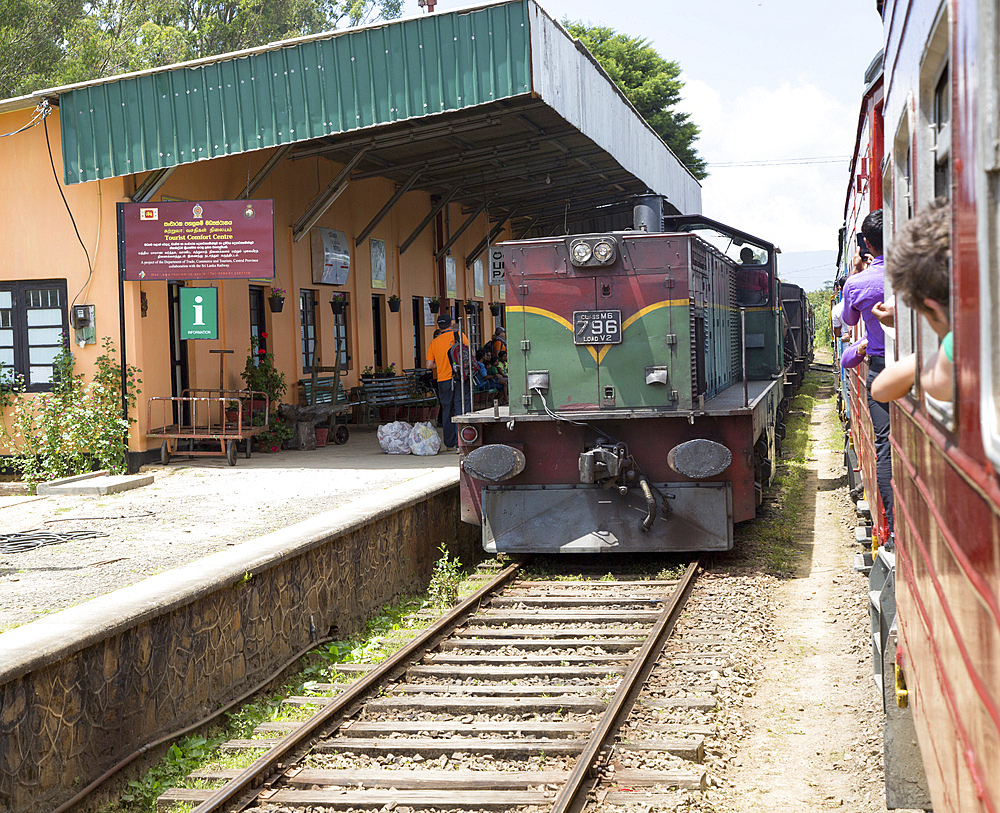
[841,209,893,539]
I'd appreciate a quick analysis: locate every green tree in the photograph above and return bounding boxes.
[3,0,402,93]
[807,286,834,348]
[564,22,707,180]
[0,0,82,96]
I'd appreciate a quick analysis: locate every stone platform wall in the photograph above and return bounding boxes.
[0,472,477,813]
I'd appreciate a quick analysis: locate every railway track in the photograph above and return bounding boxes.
[157,558,733,812]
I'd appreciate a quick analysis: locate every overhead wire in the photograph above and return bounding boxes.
[709,155,850,168]
[0,104,46,138]
[43,102,97,308]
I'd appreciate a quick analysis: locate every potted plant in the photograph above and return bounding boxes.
[464,301,478,314]
[267,286,285,313]
[241,333,287,411]
[489,301,502,316]
[428,296,440,314]
[375,363,396,379]
[330,292,347,314]
[224,399,241,423]
[388,294,401,313]
[361,365,375,381]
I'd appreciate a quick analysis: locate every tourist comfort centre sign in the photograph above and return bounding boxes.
[118,200,275,281]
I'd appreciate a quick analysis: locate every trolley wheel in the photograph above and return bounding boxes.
[226,440,237,466]
[245,439,252,458]
[160,441,171,465]
[333,424,350,445]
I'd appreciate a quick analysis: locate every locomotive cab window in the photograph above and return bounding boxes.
[676,224,772,307]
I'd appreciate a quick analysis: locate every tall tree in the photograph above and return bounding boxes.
[564,22,707,180]
[2,0,402,94]
[0,0,82,96]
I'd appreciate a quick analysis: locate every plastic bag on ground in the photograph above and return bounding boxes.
[409,421,442,456]
[377,421,413,454]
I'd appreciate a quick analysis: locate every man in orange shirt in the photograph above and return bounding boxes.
[426,314,471,450]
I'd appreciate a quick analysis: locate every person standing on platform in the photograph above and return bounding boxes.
[426,314,471,451]
[490,326,507,359]
[841,209,893,538]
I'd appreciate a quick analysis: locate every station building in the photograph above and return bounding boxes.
[0,0,701,466]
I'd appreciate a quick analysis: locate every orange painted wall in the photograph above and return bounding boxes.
[0,104,508,454]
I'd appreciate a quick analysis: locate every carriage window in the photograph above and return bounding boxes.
[933,64,951,199]
[977,0,1000,464]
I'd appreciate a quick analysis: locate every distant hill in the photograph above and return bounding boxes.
[777,250,838,292]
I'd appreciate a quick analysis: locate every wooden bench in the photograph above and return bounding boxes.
[361,375,438,424]
[298,376,351,409]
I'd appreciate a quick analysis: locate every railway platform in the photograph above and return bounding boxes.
[0,427,476,813]
[0,427,458,632]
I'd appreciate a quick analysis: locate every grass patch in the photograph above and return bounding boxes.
[724,367,833,577]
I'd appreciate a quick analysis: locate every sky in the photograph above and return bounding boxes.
[399,0,885,290]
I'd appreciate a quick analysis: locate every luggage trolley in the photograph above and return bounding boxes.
[146,388,270,466]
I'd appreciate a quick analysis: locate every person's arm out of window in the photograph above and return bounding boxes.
[872,354,917,402]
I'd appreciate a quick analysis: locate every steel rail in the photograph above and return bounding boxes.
[549,559,701,813]
[189,557,525,813]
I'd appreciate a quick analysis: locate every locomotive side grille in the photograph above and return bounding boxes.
[729,270,741,381]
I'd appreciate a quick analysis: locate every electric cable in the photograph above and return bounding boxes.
[44,108,95,306]
[0,104,45,138]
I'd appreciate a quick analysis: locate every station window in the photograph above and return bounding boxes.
[332,305,349,371]
[411,297,423,370]
[300,289,317,374]
[467,305,482,353]
[0,280,69,392]
[249,285,267,358]
[978,0,1000,464]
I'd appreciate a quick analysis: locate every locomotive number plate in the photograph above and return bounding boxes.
[573,310,622,345]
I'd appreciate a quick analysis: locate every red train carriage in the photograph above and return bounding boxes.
[850,1,1000,810]
[840,49,888,547]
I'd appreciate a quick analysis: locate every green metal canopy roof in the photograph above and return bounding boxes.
[58,2,530,184]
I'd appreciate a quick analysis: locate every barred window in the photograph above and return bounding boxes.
[0,280,69,391]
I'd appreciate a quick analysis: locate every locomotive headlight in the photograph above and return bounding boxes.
[593,240,615,263]
[571,241,593,264]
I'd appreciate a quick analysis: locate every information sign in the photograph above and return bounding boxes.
[179,287,218,340]
[119,200,274,281]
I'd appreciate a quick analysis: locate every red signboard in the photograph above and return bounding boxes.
[119,200,274,281]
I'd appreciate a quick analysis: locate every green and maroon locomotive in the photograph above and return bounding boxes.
[456,197,796,553]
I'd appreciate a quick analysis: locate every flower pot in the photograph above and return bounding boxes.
[429,300,440,313]
[267,296,284,313]
[224,408,239,423]
[377,406,398,422]
[464,302,477,314]
[489,302,502,316]
[315,426,330,447]
[330,299,347,315]
[388,298,401,312]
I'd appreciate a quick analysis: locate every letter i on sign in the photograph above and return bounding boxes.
[193,295,205,326]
